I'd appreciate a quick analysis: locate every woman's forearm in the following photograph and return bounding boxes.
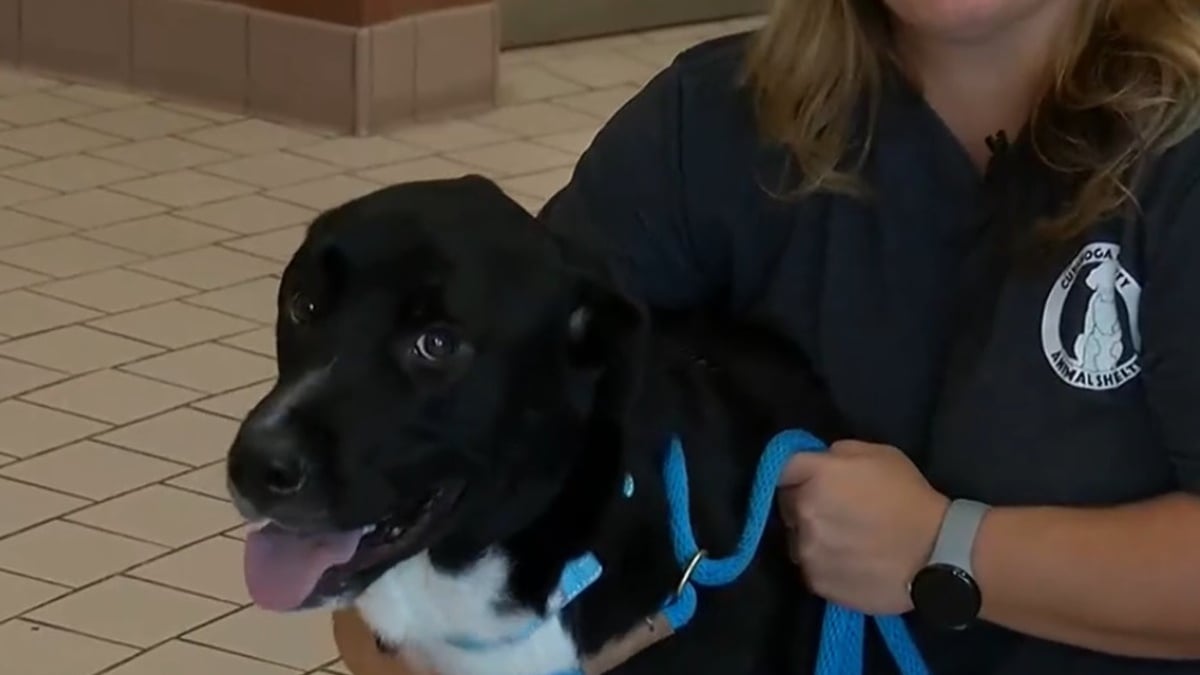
[973,492,1200,659]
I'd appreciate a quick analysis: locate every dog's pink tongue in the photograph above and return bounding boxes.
[244,525,363,611]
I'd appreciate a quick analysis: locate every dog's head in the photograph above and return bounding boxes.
[227,176,643,612]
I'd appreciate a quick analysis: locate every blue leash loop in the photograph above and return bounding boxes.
[660,429,931,675]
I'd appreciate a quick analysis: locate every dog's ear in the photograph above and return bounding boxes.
[566,273,644,370]
[564,272,647,422]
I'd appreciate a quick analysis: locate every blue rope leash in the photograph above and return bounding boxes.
[660,429,931,675]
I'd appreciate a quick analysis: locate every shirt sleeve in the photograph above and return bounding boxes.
[1140,172,1200,494]
[537,62,726,310]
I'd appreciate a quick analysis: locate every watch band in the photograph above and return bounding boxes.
[927,499,991,575]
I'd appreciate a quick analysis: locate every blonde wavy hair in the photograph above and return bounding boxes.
[745,0,1200,244]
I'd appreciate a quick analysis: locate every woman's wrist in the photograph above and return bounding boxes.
[967,495,1200,658]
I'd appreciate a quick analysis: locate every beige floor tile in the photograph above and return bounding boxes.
[131,245,279,290]
[0,619,137,675]
[291,136,428,169]
[186,605,339,670]
[99,407,238,466]
[554,84,639,119]
[201,151,340,189]
[166,461,230,499]
[185,277,279,322]
[191,381,272,420]
[0,325,160,373]
[110,169,256,208]
[105,640,300,675]
[556,32,648,54]
[83,214,233,255]
[129,536,248,604]
[185,119,323,154]
[67,484,242,547]
[89,300,259,348]
[35,268,193,312]
[642,19,734,44]
[0,121,121,157]
[499,166,574,200]
[0,145,36,169]
[358,155,478,184]
[220,327,275,357]
[472,101,600,137]
[326,661,352,674]
[0,236,140,277]
[0,477,87,537]
[447,140,576,177]
[539,52,657,88]
[556,31,652,55]
[72,104,211,140]
[14,188,167,228]
[0,260,49,291]
[122,343,275,394]
[0,98,92,133]
[266,174,382,211]
[0,208,72,247]
[0,520,164,586]
[0,174,56,206]
[222,226,305,263]
[23,369,202,424]
[2,154,145,191]
[28,576,236,647]
[177,194,315,234]
[498,64,587,105]
[0,70,60,96]
[0,355,67,398]
[93,136,235,172]
[0,289,101,336]
[159,100,244,123]
[532,127,598,155]
[0,440,186,499]
[389,118,514,152]
[621,40,695,69]
[52,83,150,109]
[0,569,68,620]
[0,400,109,458]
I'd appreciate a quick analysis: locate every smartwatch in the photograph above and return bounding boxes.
[909,498,990,630]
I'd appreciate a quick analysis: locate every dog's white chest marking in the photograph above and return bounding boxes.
[356,551,581,675]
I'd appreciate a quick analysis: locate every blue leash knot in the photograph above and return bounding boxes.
[661,429,931,675]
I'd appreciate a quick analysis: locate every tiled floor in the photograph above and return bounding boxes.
[0,14,763,675]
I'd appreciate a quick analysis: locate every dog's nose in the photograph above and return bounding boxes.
[228,424,312,504]
[260,453,307,496]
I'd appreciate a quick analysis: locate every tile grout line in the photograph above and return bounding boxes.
[0,319,271,379]
[0,446,193,492]
[0,476,229,544]
[1,436,199,481]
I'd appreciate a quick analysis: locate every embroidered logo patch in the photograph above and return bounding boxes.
[1041,242,1142,391]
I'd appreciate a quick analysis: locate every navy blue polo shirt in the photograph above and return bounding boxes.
[538,34,1200,675]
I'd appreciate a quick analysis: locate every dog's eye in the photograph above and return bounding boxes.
[287,292,318,326]
[412,328,459,362]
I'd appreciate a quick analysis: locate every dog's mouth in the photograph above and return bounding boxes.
[243,480,466,611]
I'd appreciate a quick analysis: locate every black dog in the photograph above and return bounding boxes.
[227,175,865,675]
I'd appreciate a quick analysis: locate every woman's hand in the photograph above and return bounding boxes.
[776,440,949,615]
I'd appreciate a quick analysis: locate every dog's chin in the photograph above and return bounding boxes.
[243,479,467,612]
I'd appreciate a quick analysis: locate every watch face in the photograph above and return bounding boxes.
[910,563,981,630]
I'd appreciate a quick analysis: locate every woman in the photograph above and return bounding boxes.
[534,0,1200,673]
